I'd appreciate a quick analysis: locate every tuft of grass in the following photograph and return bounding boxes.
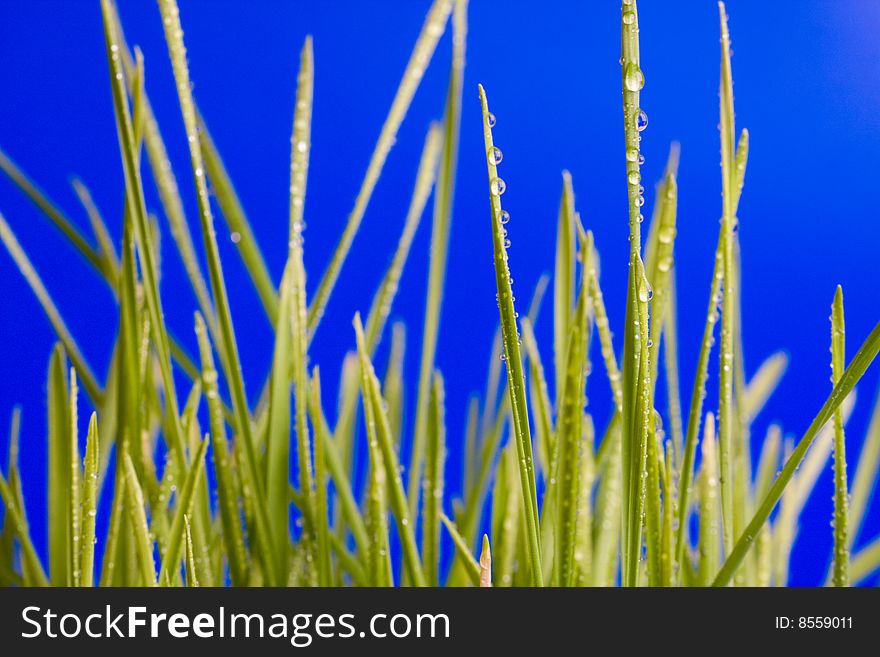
[0,0,878,589]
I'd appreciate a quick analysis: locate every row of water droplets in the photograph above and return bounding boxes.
[621,0,649,224]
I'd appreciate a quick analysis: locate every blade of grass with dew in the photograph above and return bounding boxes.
[697,413,720,585]
[574,416,596,586]
[198,114,278,324]
[158,437,208,587]
[830,285,849,586]
[107,0,218,341]
[478,83,542,586]
[101,1,188,472]
[194,312,249,585]
[659,439,675,586]
[423,371,446,586]
[554,229,591,586]
[288,36,319,585]
[155,0,278,585]
[587,240,623,412]
[122,451,156,586]
[441,513,480,586]
[266,264,294,581]
[354,314,427,586]
[753,424,780,586]
[47,345,71,585]
[308,368,332,587]
[184,515,199,587]
[79,412,99,587]
[713,320,880,586]
[717,0,742,564]
[554,171,576,409]
[0,215,103,403]
[68,368,82,587]
[591,420,622,586]
[849,388,880,546]
[308,0,454,336]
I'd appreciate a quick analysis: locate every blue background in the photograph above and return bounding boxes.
[1,0,878,586]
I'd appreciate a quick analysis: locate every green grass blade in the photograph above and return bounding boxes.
[365,124,442,350]
[554,230,591,586]
[71,177,120,275]
[198,115,279,324]
[591,420,622,586]
[554,171,576,408]
[122,451,156,586]
[68,368,82,587]
[158,437,208,587]
[713,320,880,586]
[307,0,454,336]
[155,0,277,585]
[441,513,480,586]
[0,472,49,586]
[520,318,554,478]
[354,314,427,586]
[697,413,721,585]
[423,371,446,586]
[309,368,333,588]
[194,312,249,585]
[587,243,623,410]
[383,323,406,446]
[0,214,103,403]
[663,278,685,464]
[47,345,71,586]
[717,0,739,562]
[830,285,849,586]
[184,515,199,587]
[849,388,880,547]
[266,265,294,580]
[478,83,542,586]
[410,0,467,521]
[79,412,99,587]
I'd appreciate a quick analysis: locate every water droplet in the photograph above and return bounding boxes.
[230,231,242,244]
[638,153,646,165]
[491,177,507,196]
[499,210,510,224]
[488,146,503,165]
[623,11,636,26]
[626,147,639,163]
[635,195,645,207]
[487,112,497,128]
[628,171,641,185]
[635,109,648,132]
[624,63,645,92]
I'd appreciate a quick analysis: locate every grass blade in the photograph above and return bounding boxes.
[155,0,277,585]
[441,513,480,586]
[479,534,492,587]
[354,314,427,586]
[0,472,49,586]
[554,171,576,408]
[79,413,99,587]
[122,451,156,586]
[68,368,82,587]
[307,0,454,335]
[697,413,721,585]
[478,83,542,586]
[742,352,788,424]
[47,345,71,586]
[850,535,880,585]
[184,515,199,587]
[830,285,849,586]
[849,388,880,547]
[423,372,446,586]
[309,368,333,587]
[713,320,880,586]
[410,0,467,520]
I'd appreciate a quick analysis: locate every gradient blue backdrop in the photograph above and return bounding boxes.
[1,1,878,586]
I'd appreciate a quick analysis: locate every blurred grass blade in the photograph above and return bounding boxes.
[0,214,102,403]
[410,0,467,521]
[742,352,788,424]
[554,171,576,408]
[697,413,720,585]
[478,83,542,586]
[849,535,880,585]
[830,286,849,586]
[849,388,880,546]
[423,372,446,586]
[441,513,480,586]
[122,451,156,586]
[71,177,120,275]
[713,320,880,586]
[0,472,49,586]
[364,124,442,351]
[307,0,454,336]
